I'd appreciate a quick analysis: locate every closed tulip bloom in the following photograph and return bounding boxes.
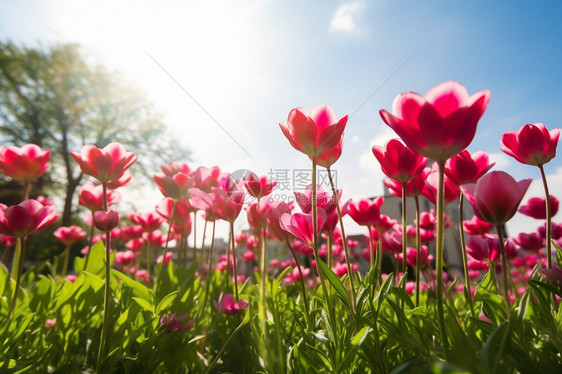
[0,144,50,181]
[115,250,135,266]
[372,139,427,182]
[214,293,249,315]
[462,171,532,225]
[71,142,137,183]
[0,199,58,237]
[54,225,86,245]
[153,172,191,200]
[279,209,327,248]
[346,197,384,227]
[379,81,491,162]
[406,246,433,268]
[501,123,560,166]
[243,173,276,199]
[444,150,495,186]
[518,195,559,219]
[280,104,347,158]
[417,210,438,231]
[384,174,425,198]
[93,210,120,232]
[155,198,192,224]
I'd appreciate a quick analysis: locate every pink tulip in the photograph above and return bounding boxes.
[462,171,531,225]
[129,211,163,233]
[515,232,543,252]
[444,150,495,185]
[0,200,57,237]
[160,313,193,332]
[160,162,193,177]
[78,183,121,211]
[294,184,339,215]
[156,251,173,265]
[243,173,276,199]
[115,250,135,266]
[372,139,427,183]
[541,265,562,284]
[106,171,132,189]
[518,195,559,219]
[279,209,327,248]
[501,123,560,166]
[379,81,490,162]
[143,230,166,247]
[463,215,493,236]
[93,210,120,232]
[383,174,425,198]
[466,236,500,263]
[45,318,56,329]
[189,166,222,192]
[421,164,460,205]
[346,197,383,227]
[54,225,87,245]
[279,104,347,158]
[245,202,268,231]
[153,171,191,200]
[263,201,293,242]
[71,142,136,183]
[0,144,50,181]
[538,222,562,240]
[417,210,437,231]
[213,293,249,315]
[406,246,433,268]
[155,198,193,225]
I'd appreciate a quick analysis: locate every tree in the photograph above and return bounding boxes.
[0,41,190,225]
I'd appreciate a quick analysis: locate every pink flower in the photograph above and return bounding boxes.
[160,313,193,332]
[263,201,294,242]
[541,265,562,284]
[65,274,77,283]
[417,210,437,231]
[444,150,495,186]
[161,162,193,177]
[0,144,50,181]
[244,173,276,199]
[284,266,311,284]
[406,246,433,268]
[54,225,87,246]
[515,232,543,252]
[213,293,249,315]
[346,197,383,227]
[462,171,532,225]
[383,174,425,198]
[379,81,491,162]
[279,104,347,158]
[518,195,559,220]
[45,319,56,329]
[78,183,121,211]
[279,209,327,248]
[501,123,560,166]
[242,250,256,262]
[106,171,132,189]
[421,164,460,205]
[0,199,58,238]
[136,269,150,284]
[294,184,339,215]
[157,251,173,265]
[153,172,191,200]
[129,211,164,233]
[115,250,135,266]
[372,139,428,182]
[71,142,136,183]
[463,215,493,236]
[93,210,120,232]
[466,236,500,263]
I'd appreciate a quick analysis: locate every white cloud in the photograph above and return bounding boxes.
[329,2,364,34]
[487,152,512,170]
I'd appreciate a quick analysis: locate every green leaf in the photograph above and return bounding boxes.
[155,291,179,314]
[482,321,511,373]
[133,297,154,313]
[350,326,371,346]
[111,269,152,301]
[317,259,351,310]
[83,241,106,275]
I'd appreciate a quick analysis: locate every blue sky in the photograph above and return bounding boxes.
[1,0,561,238]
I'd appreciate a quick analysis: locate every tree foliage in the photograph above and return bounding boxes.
[0,41,190,225]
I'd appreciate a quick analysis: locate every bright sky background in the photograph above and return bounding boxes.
[1,0,561,240]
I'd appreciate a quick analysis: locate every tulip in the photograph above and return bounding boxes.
[115,250,135,266]
[153,172,191,200]
[463,215,493,236]
[213,293,249,315]
[294,184,339,215]
[71,142,136,183]
[0,144,50,182]
[422,164,460,205]
[243,173,276,199]
[462,171,531,226]
[54,225,87,277]
[79,183,121,211]
[444,150,495,186]
[129,211,164,233]
[384,174,425,198]
[160,313,193,332]
[106,171,132,189]
[406,246,433,268]
[93,210,120,232]
[279,104,347,158]
[519,195,559,219]
[161,162,193,177]
[372,139,428,182]
[466,236,500,263]
[280,209,327,249]
[346,198,384,227]
[379,81,490,162]
[189,166,222,192]
[0,199,58,238]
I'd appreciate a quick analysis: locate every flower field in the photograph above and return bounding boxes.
[1,82,561,373]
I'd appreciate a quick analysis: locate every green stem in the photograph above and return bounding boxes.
[198,220,216,320]
[22,181,30,201]
[496,225,511,306]
[199,218,208,266]
[7,237,23,319]
[260,227,267,312]
[97,182,111,370]
[230,221,239,301]
[538,165,552,269]
[61,245,71,278]
[435,161,449,358]
[401,182,408,307]
[458,194,475,317]
[204,317,247,374]
[192,210,197,262]
[414,197,421,307]
[368,226,375,271]
[155,200,176,297]
[285,240,310,322]
[145,241,152,277]
[311,158,330,304]
[327,167,356,309]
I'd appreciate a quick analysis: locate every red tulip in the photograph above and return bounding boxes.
[538,222,562,240]
[54,225,86,245]
[515,232,543,252]
[379,81,490,162]
[417,210,437,231]
[279,104,347,158]
[129,211,163,233]
[0,199,57,237]
[245,202,268,231]
[421,164,460,205]
[153,172,191,200]
[294,184,339,215]
[115,250,135,266]
[71,142,136,183]
[78,183,121,211]
[384,174,425,198]
[279,209,327,248]
[213,293,249,315]
[501,123,560,166]
[243,173,276,199]
[346,197,383,227]
[444,150,495,185]
[263,201,293,242]
[160,162,193,177]
[463,215,493,236]
[93,210,120,232]
[406,246,433,268]
[462,171,531,225]
[143,230,166,247]
[466,236,500,263]
[518,195,559,219]
[372,139,427,183]
[0,144,50,181]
